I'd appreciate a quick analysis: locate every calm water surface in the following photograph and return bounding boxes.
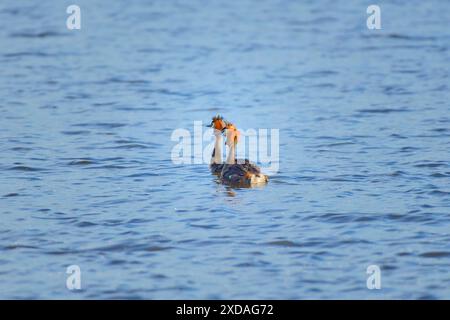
[0,0,449,299]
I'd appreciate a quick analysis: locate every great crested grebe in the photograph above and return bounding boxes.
[207,115,227,175]
[220,123,268,187]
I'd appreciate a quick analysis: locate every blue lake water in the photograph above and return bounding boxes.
[0,0,449,299]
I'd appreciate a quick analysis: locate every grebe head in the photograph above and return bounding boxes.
[207,115,227,132]
[225,123,240,146]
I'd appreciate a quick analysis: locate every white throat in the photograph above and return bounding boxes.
[226,143,236,165]
[211,134,223,164]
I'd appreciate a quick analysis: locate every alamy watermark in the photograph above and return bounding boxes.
[366,265,381,289]
[170,121,280,175]
[367,5,381,30]
[66,5,81,30]
[65,5,381,31]
[66,265,81,290]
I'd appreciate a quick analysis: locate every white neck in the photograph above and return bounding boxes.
[226,143,236,164]
[211,134,222,164]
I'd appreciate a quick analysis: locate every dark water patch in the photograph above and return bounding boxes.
[3,244,38,250]
[126,172,159,178]
[301,70,339,79]
[107,259,129,266]
[316,149,351,154]
[317,213,356,223]
[100,219,124,227]
[265,240,303,247]
[92,199,130,207]
[393,69,420,75]
[234,261,270,268]
[146,195,171,203]
[385,212,433,223]
[115,139,162,147]
[400,146,420,153]
[405,187,427,194]
[189,223,221,230]
[3,193,19,197]
[3,192,20,198]
[68,159,95,166]
[327,174,367,182]
[316,142,355,148]
[44,243,173,255]
[84,165,128,169]
[0,7,21,15]
[75,221,98,228]
[10,147,32,151]
[8,165,45,172]
[139,88,192,98]
[428,190,450,196]
[106,143,152,150]
[357,107,410,114]
[411,133,450,138]
[193,89,223,96]
[94,243,173,253]
[146,246,173,252]
[126,218,151,224]
[382,85,412,96]
[137,48,167,54]
[115,106,163,111]
[430,128,450,133]
[177,238,196,244]
[397,252,413,257]
[429,173,448,178]
[414,162,448,169]
[64,93,92,100]
[32,215,76,221]
[325,177,356,182]
[419,252,450,258]
[290,175,316,182]
[100,157,125,161]
[106,77,151,85]
[390,133,408,139]
[3,52,55,58]
[61,130,91,135]
[414,161,450,169]
[40,104,58,109]
[354,216,377,222]
[388,170,406,177]
[309,83,336,89]
[73,122,127,129]
[10,31,66,38]
[380,264,397,271]
[366,33,437,42]
[92,102,117,107]
[315,136,354,142]
[142,66,162,73]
